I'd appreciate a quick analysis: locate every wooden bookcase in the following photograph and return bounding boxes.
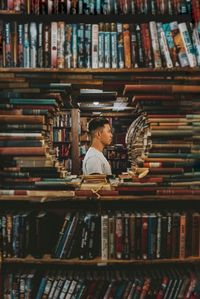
[1,1,200,297]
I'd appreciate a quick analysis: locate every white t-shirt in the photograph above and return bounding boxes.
[82,147,112,175]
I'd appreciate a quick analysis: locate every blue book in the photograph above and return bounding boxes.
[35,276,48,299]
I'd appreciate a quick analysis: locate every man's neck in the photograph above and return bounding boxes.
[91,140,104,152]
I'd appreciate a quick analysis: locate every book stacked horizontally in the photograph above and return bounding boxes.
[120,84,200,196]
[0,90,77,197]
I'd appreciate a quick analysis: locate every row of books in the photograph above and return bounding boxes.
[101,211,200,260]
[53,111,72,127]
[1,210,200,260]
[1,20,200,68]
[3,267,200,299]
[0,0,195,15]
[53,128,71,142]
[123,84,200,196]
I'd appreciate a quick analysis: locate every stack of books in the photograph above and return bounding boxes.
[0,90,77,197]
[121,84,200,196]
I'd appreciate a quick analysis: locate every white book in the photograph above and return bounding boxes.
[48,0,54,14]
[23,23,30,68]
[57,22,65,69]
[59,279,71,299]
[178,22,197,67]
[101,214,108,260]
[65,280,77,299]
[149,21,162,68]
[157,22,173,68]
[92,24,99,68]
[29,22,37,68]
[192,26,200,66]
[51,22,58,68]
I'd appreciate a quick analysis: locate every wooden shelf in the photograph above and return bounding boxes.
[1,67,200,74]
[0,195,200,202]
[0,13,192,23]
[4,256,200,266]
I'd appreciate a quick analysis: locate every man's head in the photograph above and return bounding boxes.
[88,117,113,148]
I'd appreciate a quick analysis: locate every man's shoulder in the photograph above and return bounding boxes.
[85,148,101,158]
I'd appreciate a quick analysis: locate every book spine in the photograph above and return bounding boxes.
[170,21,189,67]
[98,22,105,68]
[192,25,200,66]
[108,215,115,259]
[0,21,3,67]
[23,23,30,68]
[115,212,123,259]
[4,22,12,67]
[162,22,179,66]
[17,23,24,67]
[178,22,197,67]
[48,0,54,14]
[130,24,138,67]
[57,21,65,68]
[157,22,173,68]
[37,23,43,67]
[136,24,144,67]
[123,24,132,68]
[59,279,71,299]
[156,213,162,259]
[11,21,17,67]
[77,23,84,68]
[117,23,125,68]
[64,24,72,68]
[141,23,153,67]
[123,213,130,259]
[111,23,118,68]
[141,213,148,259]
[147,213,157,259]
[29,22,37,68]
[43,24,50,67]
[84,23,91,68]
[72,23,77,68]
[191,212,200,256]
[179,213,186,259]
[51,22,58,68]
[104,23,111,68]
[92,24,99,68]
[101,214,108,260]
[149,21,162,67]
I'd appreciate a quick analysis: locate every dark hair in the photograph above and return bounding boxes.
[88,117,110,133]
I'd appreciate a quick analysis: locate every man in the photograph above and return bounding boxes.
[82,117,113,175]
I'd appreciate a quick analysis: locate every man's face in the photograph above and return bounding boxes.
[98,124,113,146]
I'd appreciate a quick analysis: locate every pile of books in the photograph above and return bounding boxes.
[122,84,200,196]
[0,87,77,197]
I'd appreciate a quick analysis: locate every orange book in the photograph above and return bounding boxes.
[0,115,45,124]
[179,213,186,259]
[0,147,46,156]
[123,24,131,68]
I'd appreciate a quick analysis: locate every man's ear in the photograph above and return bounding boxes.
[95,129,102,139]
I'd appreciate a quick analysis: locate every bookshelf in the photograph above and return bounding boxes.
[1,0,200,297]
[53,110,72,172]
